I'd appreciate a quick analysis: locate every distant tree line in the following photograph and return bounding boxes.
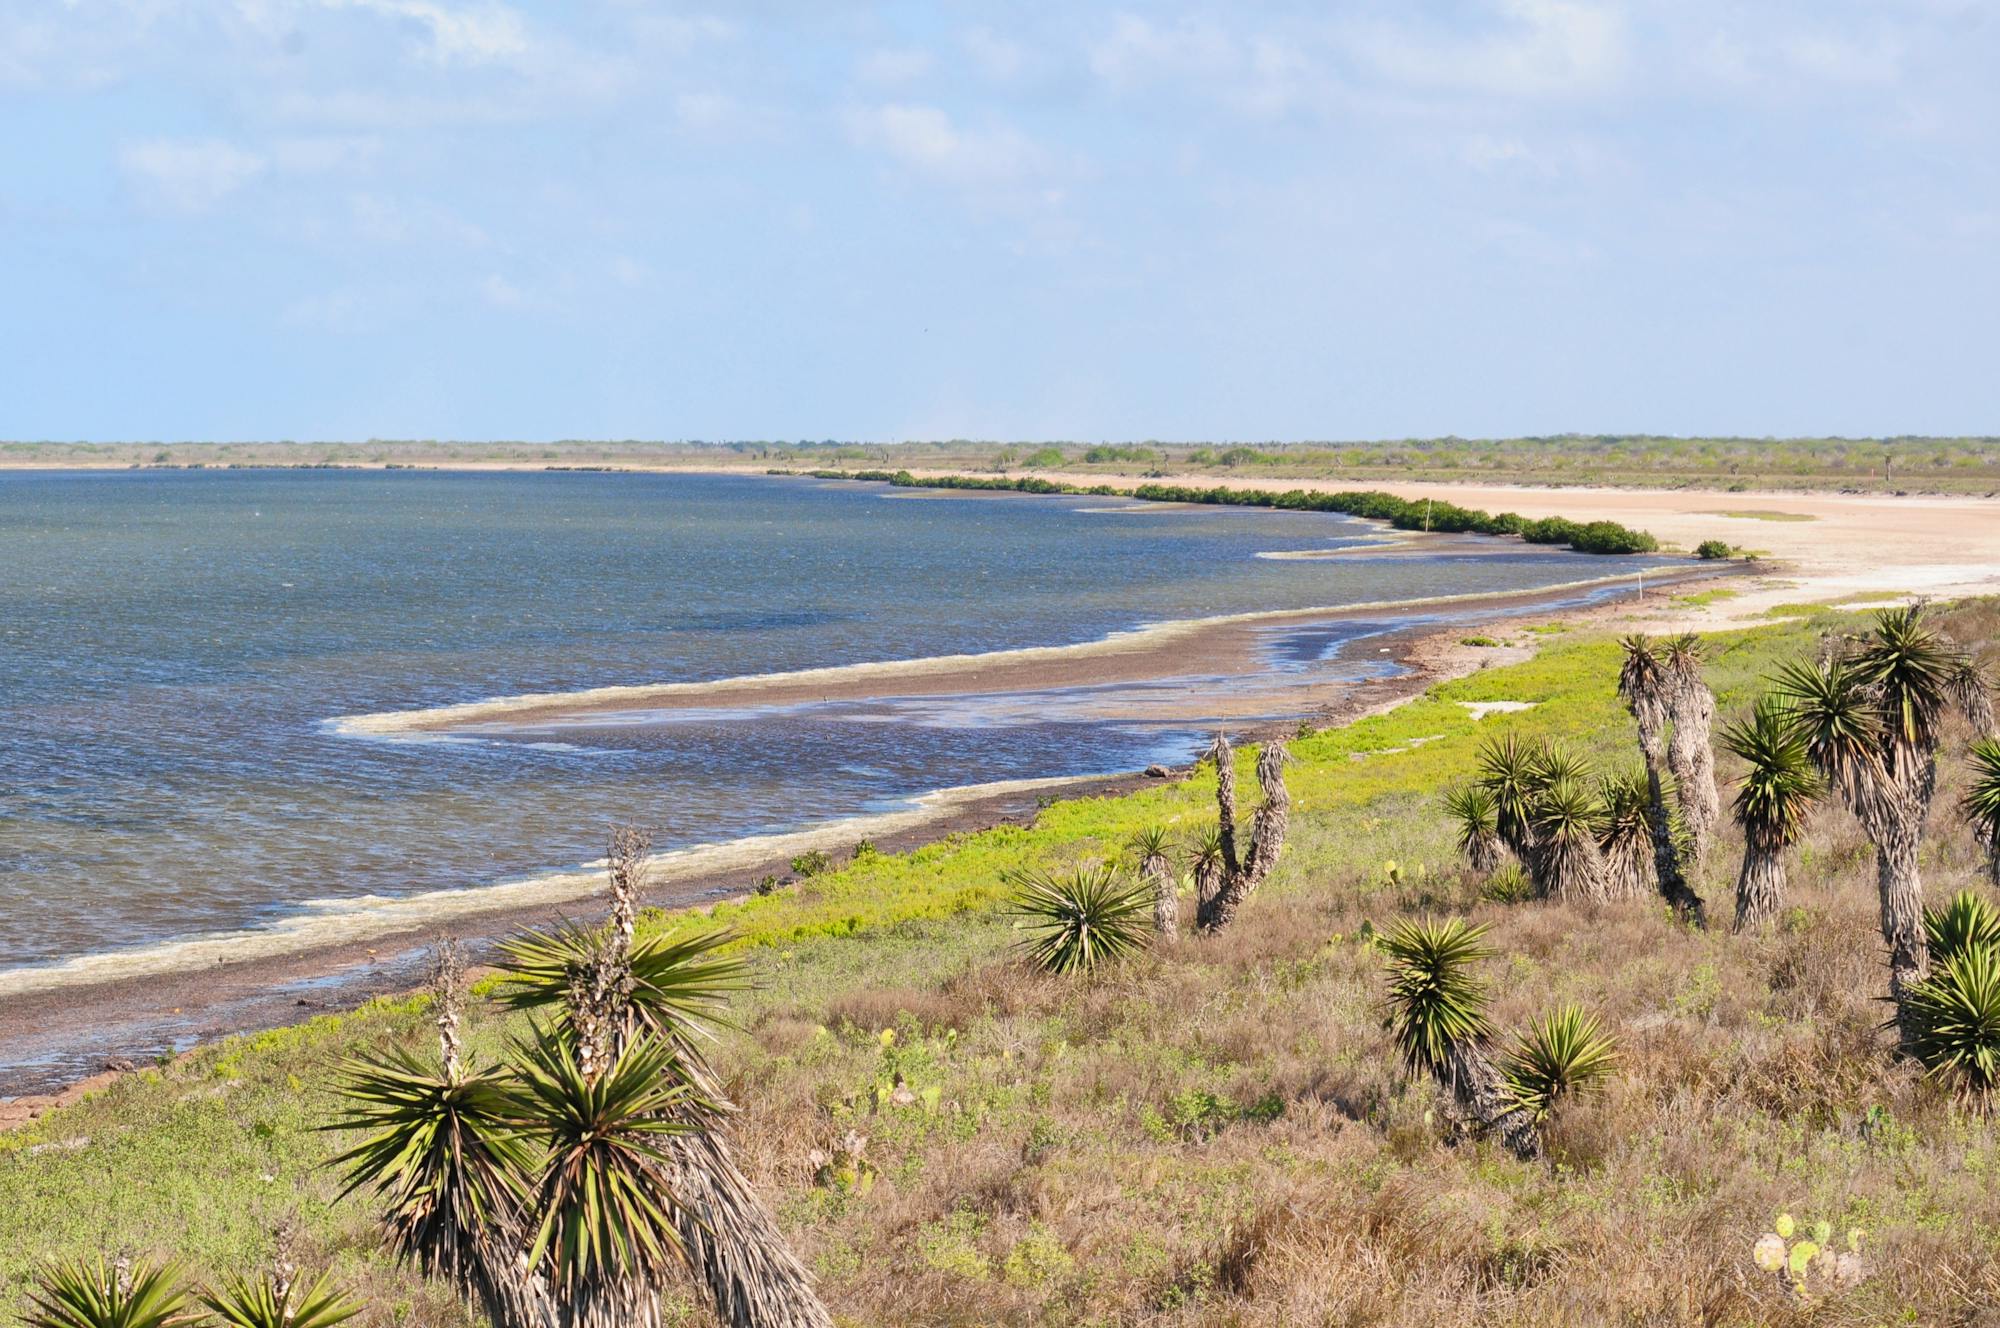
[790,469,1660,555]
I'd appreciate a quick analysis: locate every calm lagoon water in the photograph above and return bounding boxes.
[0,469,1671,979]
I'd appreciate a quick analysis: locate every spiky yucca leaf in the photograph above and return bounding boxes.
[1127,826,1173,863]
[1529,775,1605,901]
[1501,1005,1619,1120]
[510,1023,702,1292]
[1617,635,1661,706]
[1595,771,1654,898]
[1904,944,2000,1102]
[1527,741,1592,792]
[199,1270,361,1328]
[1475,733,1541,853]
[1380,917,1494,1077]
[1965,738,2000,848]
[324,1046,531,1287]
[495,924,748,1064]
[1853,604,1971,750]
[1595,772,1650,849]
[1722,697,1822,847]
[1443,784,1503,871]
[25,1258,193,1328]
[1770,657,1884,799]
[1184,824,1224,874]
[1008,864,1154,975]
[1926,891,2000,967]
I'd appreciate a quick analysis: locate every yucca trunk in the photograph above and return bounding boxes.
[1632,704,1706,923]
[1141,850,1178,938]
[1666,682,1720,867]
[1195,737,1289,933]
[1732,835,1787,933]
[1441,1041,1538,1159]
[1212,734,1241,879]
[1467,833,1503,876]
[1876,814,1928,1031]
[659,1129,832,1328]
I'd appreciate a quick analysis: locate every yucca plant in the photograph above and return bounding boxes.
[1009,863,1154,975]
[1527,774,1609,903]
[1903,943,2000,1104]
[1500,1005,1618,1121]
[510,1023,703,1318]
[25,1258,192,1328]
[1721,696,1823,932]
[1776,606,1993,1037]
[1616,635,1706,922]
[1192,734,1291,932]
[1128,826,1180,937]
[1926,890,2000,967]
[1184,822,1225,906]
[327,1046,533,1304]
[1526,740,1592,791]
[1661,635,1721,866]
[1475,733,1542,862]
[199,1269,361,1328]
[495,923,749,1068]
[1443,784,1504,875]
[1964,738,2000,885]
[503,911,831,1328]
[1594,772,1656,901]
[1378,917,1537,1156]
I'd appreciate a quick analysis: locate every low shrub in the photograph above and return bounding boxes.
[1696,538,1733,560]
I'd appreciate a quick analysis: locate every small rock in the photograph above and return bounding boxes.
[104,1057,136,1074]
[1143,764,1170,779]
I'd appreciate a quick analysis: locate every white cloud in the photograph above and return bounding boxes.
[1086,13,1327,118]
[1353,0,1630,98]
[844,103,1049,189]
[270,135,380,174]
[672,89,780,140]
[481,272,524,307]
[281,287,377,332]
[120,138,266,213]
[961,26,1026,81]
[1090,14,1238,89]
[1780,31,1903,86]
[857,47,934,84]
[317,0,530,65]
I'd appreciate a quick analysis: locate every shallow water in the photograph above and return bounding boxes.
[0,470,1673,982]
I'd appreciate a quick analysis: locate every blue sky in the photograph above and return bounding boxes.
[2,1,1996,442]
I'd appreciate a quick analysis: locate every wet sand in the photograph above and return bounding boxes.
[338,539,1682,737]
[0,558,1732,1110]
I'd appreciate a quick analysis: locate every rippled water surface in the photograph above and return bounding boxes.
[0,470,1670,973]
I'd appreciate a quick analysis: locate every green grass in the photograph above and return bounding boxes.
[1672,588,1742,608]
[5,607,1999,1326]
[1700,510,1820,522]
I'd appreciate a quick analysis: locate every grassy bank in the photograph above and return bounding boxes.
[5,603,1999,1326]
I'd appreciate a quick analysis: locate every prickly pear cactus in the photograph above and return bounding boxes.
[1752,1212,1865,1299]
